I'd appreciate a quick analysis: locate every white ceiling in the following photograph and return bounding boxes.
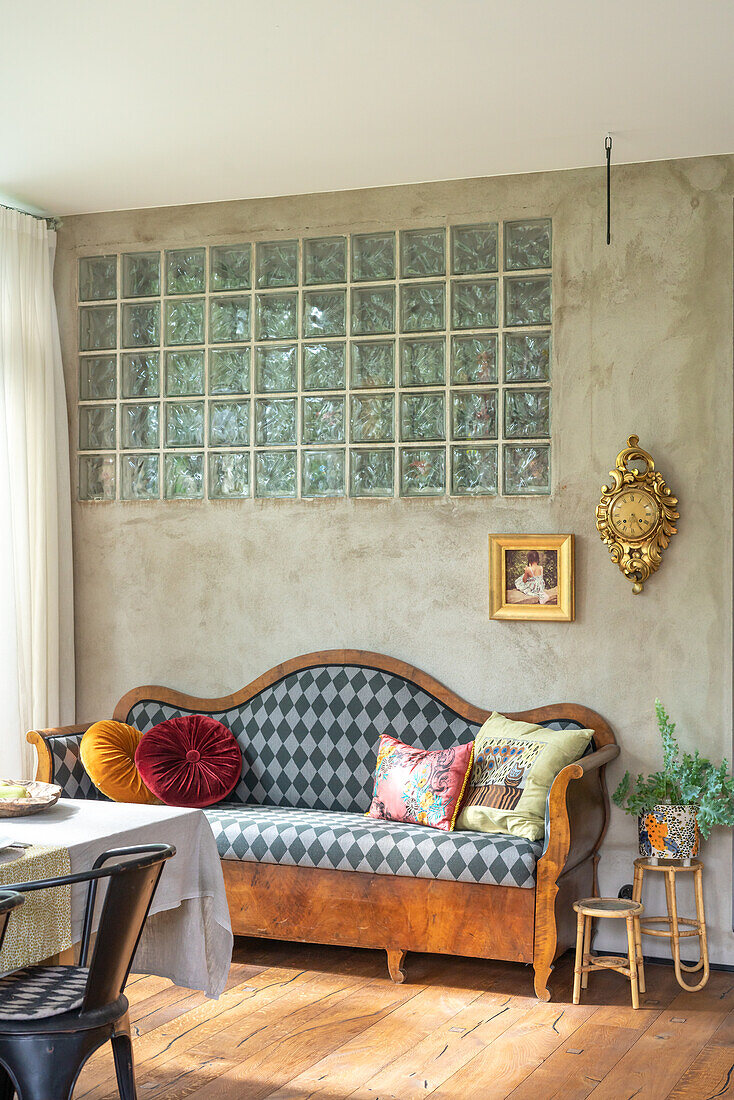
[1,0,733,217]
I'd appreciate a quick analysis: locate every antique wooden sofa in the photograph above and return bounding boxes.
[28,650,618,1001]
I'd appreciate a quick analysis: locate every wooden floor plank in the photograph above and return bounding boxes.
[264,969,497,1100]
[71,940,734,1100]
[345,991,529,1100]
[583,972,734,1100]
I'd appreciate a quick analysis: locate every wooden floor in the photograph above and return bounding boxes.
[74,938,734,1100]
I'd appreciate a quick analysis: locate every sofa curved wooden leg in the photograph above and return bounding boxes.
[386,948,407,983]
[533,958,553,1002]
[532,875,558,1002]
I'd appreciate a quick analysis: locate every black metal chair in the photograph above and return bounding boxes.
[0,843,175,1100]
[0,892,25,953]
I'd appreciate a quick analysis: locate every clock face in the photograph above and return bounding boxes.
[609,490,660,541]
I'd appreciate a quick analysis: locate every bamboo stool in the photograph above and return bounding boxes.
[572,898,645,1008]
[632,857,709,991]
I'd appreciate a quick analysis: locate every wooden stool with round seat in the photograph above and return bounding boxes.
[572,897,645,1008]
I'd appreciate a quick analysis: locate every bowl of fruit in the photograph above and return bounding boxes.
[0,780,62,817]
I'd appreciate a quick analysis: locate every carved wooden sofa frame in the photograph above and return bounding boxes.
[28,650,619,1001]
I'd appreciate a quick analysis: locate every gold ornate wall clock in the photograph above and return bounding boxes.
[596,436,679,593]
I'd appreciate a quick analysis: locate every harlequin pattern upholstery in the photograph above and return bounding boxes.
[0,966,88,1020]
[45,664,589,823]
[205,804,543,887]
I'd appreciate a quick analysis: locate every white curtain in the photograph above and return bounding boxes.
[0,206,74,778]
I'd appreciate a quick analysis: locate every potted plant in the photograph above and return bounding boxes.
[613,700,734,862]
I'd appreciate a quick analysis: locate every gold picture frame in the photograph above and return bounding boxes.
[489,534,575,621]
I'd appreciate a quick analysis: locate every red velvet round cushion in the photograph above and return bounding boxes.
[134,715,242,808]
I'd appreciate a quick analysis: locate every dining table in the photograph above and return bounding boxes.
[0,798,233,998]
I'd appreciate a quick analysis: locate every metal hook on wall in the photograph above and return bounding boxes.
[605,134,612,245]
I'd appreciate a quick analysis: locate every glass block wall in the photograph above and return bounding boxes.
[76,220,551,500]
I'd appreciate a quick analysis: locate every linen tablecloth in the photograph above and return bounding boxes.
[0,800,233,997]
[0,845,72,971]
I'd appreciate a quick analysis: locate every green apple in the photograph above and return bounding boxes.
[0,783,29,800]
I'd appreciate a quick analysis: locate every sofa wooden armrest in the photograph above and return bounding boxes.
[27,725,94,783]
[532,741,620,999]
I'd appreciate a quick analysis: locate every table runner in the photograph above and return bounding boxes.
[0,801,233,997]
[0,845,72,973]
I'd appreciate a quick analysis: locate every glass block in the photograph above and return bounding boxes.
[451,335,497,385]
[121,403,159,449]
[504,219,552,270]
[255,293,298,340]
[350,394,394,443]
[255,450,297,498]
[451,280,497,329]
[210,296,250,343]
[302,450,345,497]
[504,388,550,438]
[451,445,498,495]
[79,405,115,450]
[400,393,445,442]
[209,400,250,447]
[165,402,204,447]
[80,305,117,351]
[164,453,204,499]
[79,455,115,501]
[165,249,205,294]
[121,454,159,500]
[122,252,160,298]
[255,398,297,445]
[400,337,445,387]
[209,452,250,499]
[302,396,345,444]
[503,443,551,494]
[400,284,445,333]
[401,229,445,278]
[210,244,251,291]
[400,448,446,496]
[121,352,159,398]
[79,255,116,301]
[351,286,395,336]
[452,390,498,441]
[303,237,347,285]
[79,356,116,400]
[302,343,346,391]
[165,350,205,396]
[256,240,298,288]
[255,345,297,392]
[350,449,394,497]
[350,341,395,388]
[121,302,159,348]
[351,232,395,282]
[165,298,205,345]
[210,347,250,394]
[505,276,552,326]
[303,290,346,338]
[451,224,498,275]
[504,331,551,382]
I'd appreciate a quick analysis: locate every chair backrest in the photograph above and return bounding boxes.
[82,844,175,1012]
[0,891,24,954]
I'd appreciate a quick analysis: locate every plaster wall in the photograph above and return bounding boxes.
[54,155,734,964]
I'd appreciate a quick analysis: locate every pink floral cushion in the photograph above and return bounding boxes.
[367,734,474,832]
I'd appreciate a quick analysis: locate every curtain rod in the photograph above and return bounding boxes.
[0,201,62,231]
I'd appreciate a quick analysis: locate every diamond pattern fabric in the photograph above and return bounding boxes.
[0,966,89,1020]
[205,804,542,887]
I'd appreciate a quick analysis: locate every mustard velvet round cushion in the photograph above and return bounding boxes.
[80,720,159,805]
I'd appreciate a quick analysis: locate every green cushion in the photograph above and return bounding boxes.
[456,712,593,841]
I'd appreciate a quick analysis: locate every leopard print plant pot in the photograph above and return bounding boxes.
[638,803,700,861]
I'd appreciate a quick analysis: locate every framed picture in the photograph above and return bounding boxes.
[489,534,575,621]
